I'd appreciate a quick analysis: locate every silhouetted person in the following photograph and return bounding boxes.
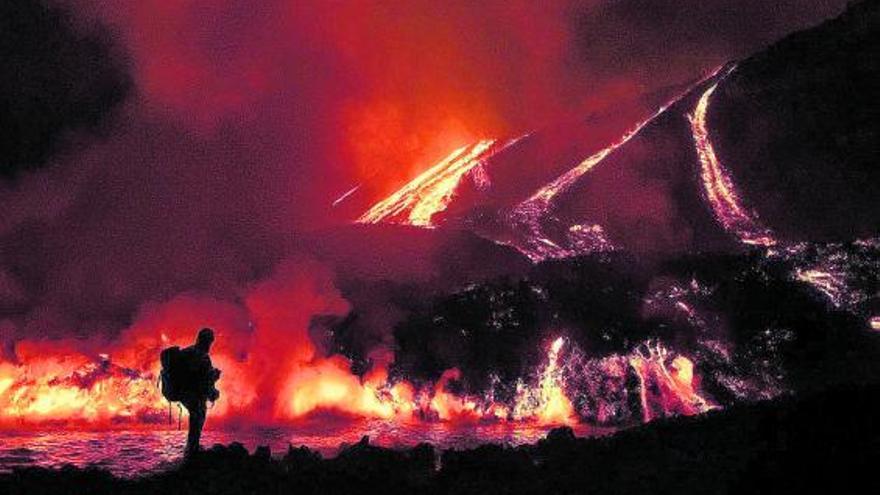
[161,327,221,457]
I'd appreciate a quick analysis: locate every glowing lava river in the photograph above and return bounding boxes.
[688,67,776,248]
[0,329,711,476]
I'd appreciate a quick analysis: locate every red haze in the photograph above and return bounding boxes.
[0,0,849,428]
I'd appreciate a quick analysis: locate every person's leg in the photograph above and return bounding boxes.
[184,400,206,455]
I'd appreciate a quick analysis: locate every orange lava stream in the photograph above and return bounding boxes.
[687,72,879,324]
[525,337,575,424]
[357,139,516,227]
[627,341,714,423]
[0,333,716,430]
[0,335,578,429]
[506,70,723,262]
[688,68,776,247]
[0,358,164,425]
[793,268,849,308]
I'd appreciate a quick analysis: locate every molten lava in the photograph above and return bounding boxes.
[686,73,874,324]
[355,67,765,263]
[794,268,848,308]
[357,139,518,227]
[3,77,752,436]
[0,326,713,431]
[527,337,575,424]
[0,353,163,425]
[332,184,361,207]
[504,96,682,261]
[778,239,880,319]
[688,68,776,247]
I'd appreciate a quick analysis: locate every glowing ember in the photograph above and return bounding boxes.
[357,139,517,227]
[627,341,714,422]
[781,239,878,314]
[688,67,776,247]
[532,337,575,424]
[794,268,848,307]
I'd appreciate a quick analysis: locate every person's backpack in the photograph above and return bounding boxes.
[159,346,189,402]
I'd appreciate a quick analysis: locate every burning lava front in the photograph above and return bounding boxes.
[0,326,713,433]
[357,139,521,227]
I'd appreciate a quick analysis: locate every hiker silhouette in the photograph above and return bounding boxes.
[160,327,221,456]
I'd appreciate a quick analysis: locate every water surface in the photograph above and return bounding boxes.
[0,420,606,477]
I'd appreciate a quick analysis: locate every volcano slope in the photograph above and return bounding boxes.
[296,3,880,434]
[359,2,879,260]
[710,0,880,242]
[323,0,880,481]
[341,0,880,423]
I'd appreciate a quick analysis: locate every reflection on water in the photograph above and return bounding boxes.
[0,420,608,478]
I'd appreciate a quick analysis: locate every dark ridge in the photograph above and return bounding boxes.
[0,0,131,178]
[712,0,880,241]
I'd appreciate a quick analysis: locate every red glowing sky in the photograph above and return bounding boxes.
[1,0,847,367]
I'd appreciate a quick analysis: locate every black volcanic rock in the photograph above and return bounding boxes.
[388,243,880,418]
[396,1,880,256]
[712,0,880,242]
[391,276,550,390]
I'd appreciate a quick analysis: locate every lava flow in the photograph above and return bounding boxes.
[687,73,878,320]
[628,341,713,422]
[0,324,713,431]
[0,350,164,425]
[518,337,574,424]
[355,68,752,262]
[0,333,577,428]
[357,139,518,227]
[688,67,776,247]
[504,98,681,261]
